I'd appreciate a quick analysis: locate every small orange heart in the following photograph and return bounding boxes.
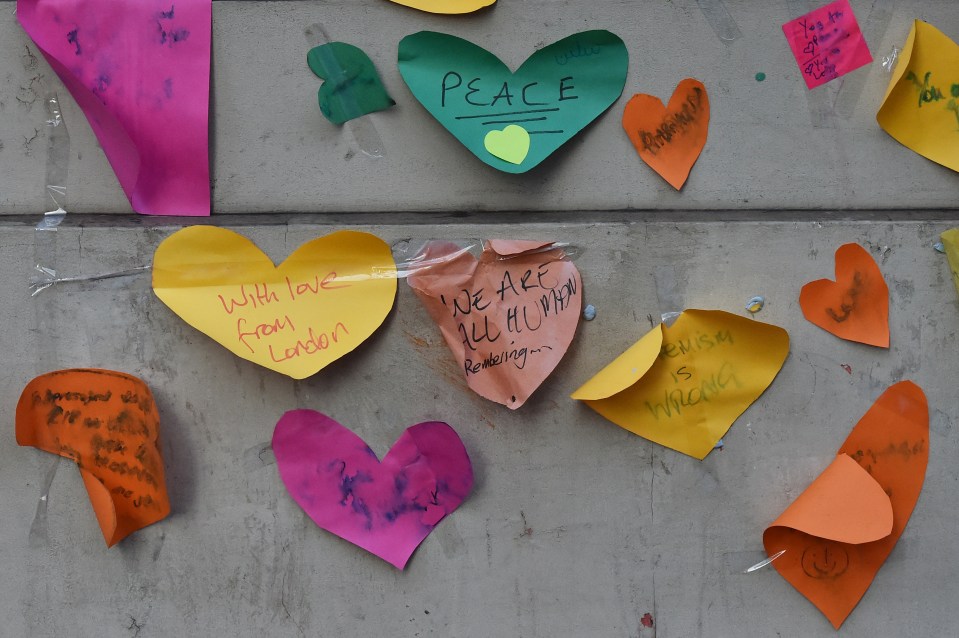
[800,243,889,348]
[622,78,709,190]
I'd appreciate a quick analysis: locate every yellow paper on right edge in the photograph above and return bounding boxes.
[572,310,789,459]
[877,20,959,172]
[941,229,959,298]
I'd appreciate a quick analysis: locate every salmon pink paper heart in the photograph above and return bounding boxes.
[408,240,582,409]
[622,78,709,190]
[272,410,473,569]
[799,243,889,348]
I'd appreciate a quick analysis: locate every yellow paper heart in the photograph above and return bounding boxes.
[387,0,495,14]
[153,227,397,379]
[484,125,531,165]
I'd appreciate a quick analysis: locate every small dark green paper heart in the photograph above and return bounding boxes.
[308,42,395,125]
[398,31,628,173]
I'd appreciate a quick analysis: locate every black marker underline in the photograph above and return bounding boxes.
[482,117,548,125]
[455,107,560,120]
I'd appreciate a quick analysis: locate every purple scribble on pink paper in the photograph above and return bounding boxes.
[272,410,474,569]
[18,1,211,216]
[782,0,872,90]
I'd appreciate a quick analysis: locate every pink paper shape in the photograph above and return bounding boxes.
[782,0,872,89]
[18,1,211,216]
[272,410,474,569]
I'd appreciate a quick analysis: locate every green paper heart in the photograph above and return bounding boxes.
[308,42,395,125]
[398,31,628,173]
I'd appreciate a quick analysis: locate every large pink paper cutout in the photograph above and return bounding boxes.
[782,0,872,90]
[407,240,582,410]
[272,410,473,569]
[18,1,211,216]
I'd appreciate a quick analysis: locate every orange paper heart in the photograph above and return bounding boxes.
[763,381,928,628]
[799,243,889,348]
[622,78,709,190]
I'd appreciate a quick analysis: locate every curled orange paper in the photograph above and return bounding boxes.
[16,369,170,546]
[763,381,928,628]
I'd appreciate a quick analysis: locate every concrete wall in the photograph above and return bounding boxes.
[1,1,958,637]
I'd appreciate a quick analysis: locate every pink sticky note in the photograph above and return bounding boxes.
[272,410,473,569]
[782,0,872,89]
[18,1,211,216]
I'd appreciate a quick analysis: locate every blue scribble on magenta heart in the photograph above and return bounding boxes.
[156,6,190,46]
[66,28,80,55]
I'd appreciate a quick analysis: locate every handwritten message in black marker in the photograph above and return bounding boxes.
[408,241,582,409]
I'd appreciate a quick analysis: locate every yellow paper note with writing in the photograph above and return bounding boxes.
[387,0,495,14]
[153,227,397,379]
[877,20,959,172]
[941,228,959,298]
[572,310,789,459]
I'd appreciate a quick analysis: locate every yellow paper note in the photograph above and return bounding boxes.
[572,310,789,459]
[153,227,397,379]
[387,0,495,14]
[877,20,959,172]
[941,228,959,298]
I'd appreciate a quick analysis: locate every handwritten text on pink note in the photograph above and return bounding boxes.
[782,0,872,90]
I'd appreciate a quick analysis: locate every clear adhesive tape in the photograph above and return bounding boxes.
[696,0,743,43]
[382,239,581,279]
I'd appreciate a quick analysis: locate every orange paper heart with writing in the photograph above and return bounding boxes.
[799,243,889,348]
[622,78,709,190]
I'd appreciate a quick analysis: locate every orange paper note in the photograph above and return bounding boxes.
[622,78,709,190]
[763,381,928,628]
[16,369,170,546]
[799,243,889,347]
[408,240,581,409]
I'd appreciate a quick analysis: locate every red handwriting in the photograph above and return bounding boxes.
[268,323,350,362]
[217,272,350,315]
[237,315,296,354]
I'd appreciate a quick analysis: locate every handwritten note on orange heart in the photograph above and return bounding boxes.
[763,381,928,628]
[16,369,170,547]
[622,78,709,190]
[408,240,581,409]
[799,243,889,348]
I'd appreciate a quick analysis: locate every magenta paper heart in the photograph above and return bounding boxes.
[272,410,473,569]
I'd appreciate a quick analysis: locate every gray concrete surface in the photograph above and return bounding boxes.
[1,216,958,637]
[1,0,959,214]
[2,0,959,637]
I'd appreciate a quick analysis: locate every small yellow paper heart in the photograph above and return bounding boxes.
[484,125,531,165]
[152,227,397,379]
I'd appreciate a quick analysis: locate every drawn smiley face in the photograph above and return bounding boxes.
[801,542,850,580]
